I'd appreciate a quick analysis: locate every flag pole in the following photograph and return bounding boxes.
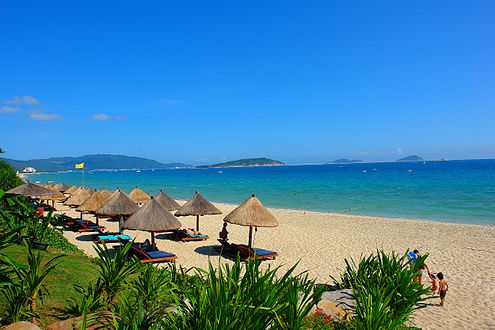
[82,167,84,187]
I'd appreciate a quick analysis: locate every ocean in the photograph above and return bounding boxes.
[29,159,495,225]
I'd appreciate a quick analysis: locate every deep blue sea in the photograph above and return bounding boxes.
[29,159,495,225]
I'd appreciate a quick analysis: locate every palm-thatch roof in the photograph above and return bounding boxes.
[128,186,150,204]
[155,190,181,211]
[96,189,139,216]
[86,186,95,195]
[77,191,106,212]
[123,198,181,233]
[45,186,67,201]
[65,185,78,195]
[64,188,91,207]
[100,188,111,202]
[7,182,57,197]
[224,194,278,228]
[53,183,69,192]
[175,192,221,216]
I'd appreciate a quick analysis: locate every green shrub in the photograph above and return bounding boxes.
[166,257,322,330]
[0,160,23,192]
[333,250,431,329]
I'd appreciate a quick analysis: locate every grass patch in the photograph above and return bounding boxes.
[0,244,98,326]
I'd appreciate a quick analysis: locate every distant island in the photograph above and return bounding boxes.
[1,154,191,172]
[327,159,362,164]
[197,157,284,168]
[396,155,424,162]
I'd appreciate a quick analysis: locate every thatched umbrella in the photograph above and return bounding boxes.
[7,182,57,198]
[175,192,221,232]
[86,186,95,195]
[155,189,181,211]
[223,194,278,248]
[64,188,90,207]
[123,198,181,245]
[65,185,78,195]
[100,188,111,202]
[128,186,150,205]
[77,190,105,224]
[97,189,139,233]
[53,183,69,192]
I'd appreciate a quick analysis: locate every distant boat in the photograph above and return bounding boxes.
[136,170,141,173]
[372,168,377,171]
[407,169,413,173]
[218,170,223,174]
[363,170,367,173]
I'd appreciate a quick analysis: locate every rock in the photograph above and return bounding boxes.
[317,288,356,320]
[46,313,108,330]
[3,322,42,330]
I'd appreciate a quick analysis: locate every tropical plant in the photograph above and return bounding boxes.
[0,160,23,191]
[65,282,104,318]
[93,242,138,304]
[165,256,322,330]
[1,242,62,323]
[333,250,432,329]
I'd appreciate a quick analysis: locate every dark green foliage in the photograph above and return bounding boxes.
[93,242,139,304]
[1,243,62,324]
[0,160,22,191]
[333,250,432,329]
[166,257,322,330]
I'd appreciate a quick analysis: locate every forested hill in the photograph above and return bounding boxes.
[198,158,284,168]
[2,154,190,171]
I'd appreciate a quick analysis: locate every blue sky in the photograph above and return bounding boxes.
[1,1,494,165]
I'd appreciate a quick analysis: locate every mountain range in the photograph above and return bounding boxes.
[2,154,191,172]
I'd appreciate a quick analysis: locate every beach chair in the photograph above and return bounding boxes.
[76,222,106,233]
[97,234,132,244]
[130,243,177,264]
[174,229,209,242]
[230,243,279,261]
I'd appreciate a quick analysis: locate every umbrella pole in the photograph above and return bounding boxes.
[80,211,83,220]
[196,215,200,232]
[248,226,253,248]
[151,232,155,247]
[119,215,123,234]
[96,215,99,226]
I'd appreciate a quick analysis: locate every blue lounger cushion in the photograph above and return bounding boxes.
[98,235,132,241]
[251,248,278,256]
[187,232,208,239]
[146,251,175,259]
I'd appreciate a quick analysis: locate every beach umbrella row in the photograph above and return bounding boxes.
[97,189,139,233]
[7,182,57,198]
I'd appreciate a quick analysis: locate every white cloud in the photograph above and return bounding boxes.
[4,96,40,105]
[0,106,21,114]
[92,113,112,121]
[92,113,127,121]
[396,148,404,155]
[28,110,62,121]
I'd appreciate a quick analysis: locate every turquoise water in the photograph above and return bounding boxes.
[29,159,495,225]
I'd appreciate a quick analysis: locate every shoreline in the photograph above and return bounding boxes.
[55,199,495,330]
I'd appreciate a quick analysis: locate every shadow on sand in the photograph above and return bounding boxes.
[75,234,96,242]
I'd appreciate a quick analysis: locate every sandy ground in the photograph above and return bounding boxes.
[54,200,495,330]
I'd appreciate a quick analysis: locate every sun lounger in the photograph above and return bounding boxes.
[130,243,177,264]
[97,234,132,244]
[230,243,279,261]
[76,222,106,233]
[174,229,209,242]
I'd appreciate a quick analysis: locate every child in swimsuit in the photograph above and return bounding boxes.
[437,272,449,306]
[428,272,438,294]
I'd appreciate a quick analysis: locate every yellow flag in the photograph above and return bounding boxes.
[75,162,84,169]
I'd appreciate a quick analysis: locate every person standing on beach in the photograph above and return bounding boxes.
[437,272,449,306]
[408,249,429,285]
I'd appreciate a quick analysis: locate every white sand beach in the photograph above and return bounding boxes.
[55,201,495,330]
